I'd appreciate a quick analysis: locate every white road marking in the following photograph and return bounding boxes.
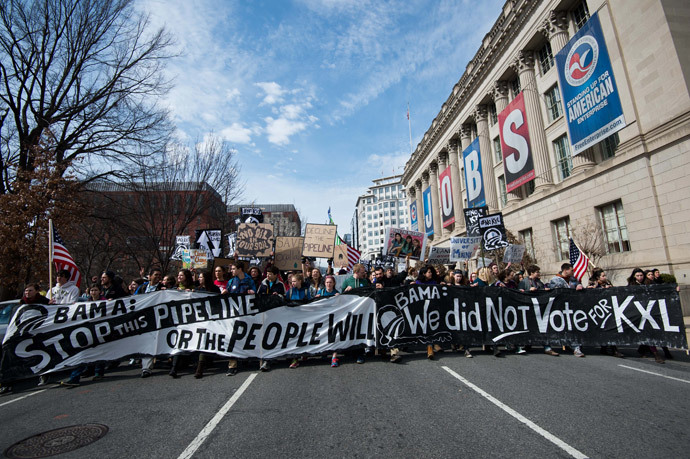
[177,373,257,459]
[0,389,47,408]
[618,364,690,384]
[442,366,588,459]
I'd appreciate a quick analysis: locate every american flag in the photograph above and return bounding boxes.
[569,238,589,282]
[53,227,81,287]
[345,243,361,270]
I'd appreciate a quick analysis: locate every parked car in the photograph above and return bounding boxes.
[0,300,22,353]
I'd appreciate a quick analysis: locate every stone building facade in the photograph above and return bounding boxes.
[401,0,690,284]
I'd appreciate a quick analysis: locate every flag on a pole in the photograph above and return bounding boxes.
[53,227,81,287]
[328,207,345,245]
[569,238,589,282]
[344,243,361,269]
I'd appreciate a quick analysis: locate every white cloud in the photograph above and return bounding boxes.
[256,82,286,105]
[220,122,254,144]
[264,117,308,145]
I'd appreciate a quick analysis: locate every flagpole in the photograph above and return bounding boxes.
[407,102,413,155]
[48,219,54,298]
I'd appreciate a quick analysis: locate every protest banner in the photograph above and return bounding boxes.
[464,206,488,238]
[462,137,486,208]
[439,166,455,227]
[2,285,684,382]
[302,224,336,258]
[226,233,236,257]
[422,186,434,236]
[428,245,451,264]
[503,244,526,264]
[236,223,274,258]
[240,207,264,223]
[382,227,426,261]
[450,237,482,262]
[196,229,222,259]
[479,213,509,250]
[498,92,536,192]
[275,237,304,270]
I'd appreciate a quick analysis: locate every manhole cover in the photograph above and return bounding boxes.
[4,424,108,458]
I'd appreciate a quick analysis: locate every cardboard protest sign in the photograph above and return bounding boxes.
[450,237,482,262]
[213,257,234,271]
[302,224,336,258]
[428,246,451,264]
[183,249,208,269]
[236,223,274,258]
[333,245,349,269]
[196,229,222,259]
[464,206,488,237]
[503,244,526,263]
[275,237,304,270]
[382,227,426,261]
[226,233,236,258]
[478,213,509,250]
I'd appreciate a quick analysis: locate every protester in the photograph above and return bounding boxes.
[415,266,442,359]
[518,265,556,356]
[627,268,645,286]
[177,269,194,291]
[162,274,176,290]
[652,268,663,284]
[248,266,263,289]
[197,270,221,293]
[341,263,371,364]
[316,275,341,367]
[548,263,585,358]
[258,266,286,296]
[644,269,655,284]
[48,269,80,304]
[225,261,256,376]
[141,268,163,293]
[627,268,666,363]
[129,278,145,295]
[85,285,104,301]
[20,283,50,305]
[214,266,228,290]
[308,267,324,298]
[100,271,126,300]
[474,267,494,287]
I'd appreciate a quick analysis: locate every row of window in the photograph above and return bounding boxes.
[518,200,630,263]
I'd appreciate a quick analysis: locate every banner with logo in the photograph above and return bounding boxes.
[410,202,419,232]
[498,92,535,192]
[171,235,190,261]
[422,186,434,237]
[462,137,486,208]
[555,12,625,155]
[2,285,684,382]
[439,166,455,227]
[240,207,264,223]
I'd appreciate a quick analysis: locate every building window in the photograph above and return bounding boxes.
[552,217,571,260]
[524,180,535,198]
[493,137,502,165]
[489,103,498,125]
[553,135,573,180]
[598,201,630,253]
[510,77,521,99]
[572,1,590,31]
[601,133,619,160]
[519,228,536,261]
[544,85,563,123]
[538,41,554,75]
[498,175,507,206]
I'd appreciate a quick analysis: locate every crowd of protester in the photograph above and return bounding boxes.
[0,258,677,394]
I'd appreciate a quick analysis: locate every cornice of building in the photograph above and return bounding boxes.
[402,0,540,186]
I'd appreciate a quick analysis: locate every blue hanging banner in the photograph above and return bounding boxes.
[422,186,434,237]
[409,201,419,232]
[462,137,486,208]
[555,12,625,155]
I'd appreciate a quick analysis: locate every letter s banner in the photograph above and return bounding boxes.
[498,92,535,192]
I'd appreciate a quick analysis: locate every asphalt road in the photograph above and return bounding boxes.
[2,347,690,458]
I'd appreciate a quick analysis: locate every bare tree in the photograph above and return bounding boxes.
[0,0,174,194]
[73,136,242,277]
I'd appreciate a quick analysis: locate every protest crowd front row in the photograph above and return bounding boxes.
[1,254,680,395]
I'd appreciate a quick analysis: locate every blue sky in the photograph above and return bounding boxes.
[140,0,504,234]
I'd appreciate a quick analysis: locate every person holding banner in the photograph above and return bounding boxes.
[48,269,80,304]
[342,264,372,364]
[308,268,325,299]
[315,275,342,368]
[100,271,126,300]
[258,266,286,296]
[548,264,585,358]
[214,266,229,290]
[415,266,444,360]
[226,261,257,376]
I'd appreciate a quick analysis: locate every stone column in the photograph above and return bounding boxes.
[460,124,473,151]
[474,105,499,211]
[493,82,522,205]
[447,138,465,232]
[541,10,570,54]
[572,148,596,173]
[415,180,424,234]
[427,163,443,241]
[514,51,553,190]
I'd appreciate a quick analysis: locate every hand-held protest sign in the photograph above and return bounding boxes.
[236,223,275,258]
[427,245,451,264]
[275,237,304,270]
[196,229,222,259]
[171,235,190,261]
[503,244,526,263]
[303,224,336,258]
[382,227,426,261]
[333,245,348,268]
[463,206,488,238]
[479,213,509,251]
[240,207,264,223]
[450,237,481,262]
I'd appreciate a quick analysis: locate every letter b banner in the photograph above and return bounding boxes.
[462,137,486,208]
